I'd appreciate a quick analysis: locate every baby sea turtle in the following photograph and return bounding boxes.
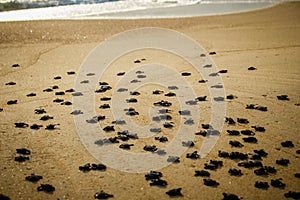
[242,137,258,143]
[254,149,268,157]
[86,116,105,124]
[254,167,268,176]
[184,118,194,125]
[53,98,64,103]
[240,130,254,136]
[186,151,200,159]
[143,145,157,152]
[225,117,236,124]
[72,92,83,96]
[229,152,248,160]
[126,98,138,103]
[65,89,75,93]
[195,130,207,137]
[61,101,72,105]
[199,79,207,83]
[7,100,17,105]
[99,104,110,109]
[166,188,183,197]
[181,72,191,76]
[15,122,29,128]
[202,124,210,129]
[67,71,75,75]
[154,149,166,155]
[209,52,216,55]
[264,166,277,174]
[130,79,140,83]
[219,69,228,74]
[284,191,300,199]
[150,127,161,133]
[276,158,290,166]
[86,73,95,76]
[99,82,109,85]
[100,97,111,101]
[95,85,112,93]
[255,181,269,189]
[70,110,83,115]
[271,178,285,188]
[145,171,162,180]
[168,86,178,90]
[277,95,289,100]
[35,108,46,114]
[222,193,241,200]
[165,92,176,97]
[25,174,43,182]
[26,93,36,97]
[163,122,174,128]
[237,118,249,124]
[130,91,140,95]
[39,115,53,121]
[238,160,262,168]
[155,136,168,142]
[204,160,223,170]
[134,59,141,63]
[119,143,134,150]
[203,178,219,186]
[229,140,244,148]
[251,125,265,132]
[228,168,243,176]
[117,88,128,92]
[94,190,114,199]
[182,141,194,147]
[167,156,180,163]
[103,126,115,132]
[248,66,257,70]
[227,130,240,136]
[195,170,210,177]
[125,108,139,116]
[137,74,146,79]
[185,100,197,105]
[117,72,125,76]
[218,150,230,158]
[45,124,59,130]
[43,88,53,92]
[12,63,20,67]
[197,96,207,101]
[281,141,294,147]
[91,164,107,171]
[55,91,65,95]
[94,137,119,146]
[37,184,55,193]
[251,153,262,160]
[179,110,191,115]
[54,76,61,80]
[80,80,89,84]
[52,85,59,89]
[112,120,126,125]
[149,179,168,187]
[226,94,237,100]
[16,148,31,155]
[30,124,43,130]
[15,155,29,162]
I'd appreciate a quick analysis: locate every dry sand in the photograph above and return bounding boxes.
[0,2,300,200]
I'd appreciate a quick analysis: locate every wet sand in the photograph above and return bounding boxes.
[0,2,300,200]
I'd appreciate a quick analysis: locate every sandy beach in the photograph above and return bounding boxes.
[0,2,300,200]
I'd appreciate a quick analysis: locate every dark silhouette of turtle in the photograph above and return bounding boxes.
[45,124,59,130]
[186,100,197,105]
[255,181,269,189]
[94,190,114,199]
[155,136,168,142]
[112,120,126,125]
[226,94,237,100]
[7,100,17,105]
[99,104,110,109]
[117,72,125,76]
[186,151,200,159]
[166,188,183,197]
[198,79,207,83]
[86,116,105,123]
[54,76,61,80]
[251,125,265,132]
[137,74,146,79]
[167,156,180,163]
[238,160,262,168]
[228,168,243,176]
[251,153,262,160]
[145,171,162,180]
[271,178,285,188]
[99,82,109,85]
[181,72,191,76]
[16,148,30,155]
[119,143,134,150]
[91,164,106,171]
[248,66,257,70]
[165,92,176,97]
[100,97,111,101]
[80,80,89,84]
[168,86,178,90]
[35,108,46,114]
[163,122,174,128]
[30,124,43,130]
[103,126,114,132]
[15,155,29,162]
[65,88,75,93]
[126,98,138,103]
[209,52,216,55]
[225,117,236,124]
[95,85,112,93]
[277,95,289,100]
[197,96,207,101]
[254,149,268,157]
[117,88,128,92]
[5,81,16,85]
[130,79,140,83]
[52,85,59,89]
[67,71,75,75]
[130,91,140,95]
[237,118,249,124]
[276,158,290,166]
[143,145,157,152]
[26,93,36,97]
[53,98,64,103]
[150,127,161,133]
[219,69,228,73]
[218,150,230,158]
[61,101,72,105]
[40,115,53,121]
[70,110,83,115]
[12,63,20,67]
[229,152,248,160]
[241,130,254,136]
[55,91,65,95]
[284,191,300,199]
[179,110,191,115]
[264,166,277,174]
[229,140,244,148]
[134,60,141,63]
[15,122,29,128]
[79,163,92,171]
[227,130,240,136]
[149,179,168,187]
[222,193,241,200]
[195,130,207,137]
[182,141,194,147]
[25,174,43,182]
[203,178,219,186]
[43,88,53,92]
[155,149,166,155]
[153,90,163,95]
[37,184,55,193]
[195,170,210,177]
[86,73,95,76]
[242,137,258,143]
[254,167,268,176]
[125,108,139,116]
[281,140,294,147]
[201,124,210,129]
[72,92,83,96]
[94,137,119,146]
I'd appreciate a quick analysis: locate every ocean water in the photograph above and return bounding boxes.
[0,0,291,21]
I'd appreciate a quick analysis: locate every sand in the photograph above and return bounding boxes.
[0,2,300,200]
